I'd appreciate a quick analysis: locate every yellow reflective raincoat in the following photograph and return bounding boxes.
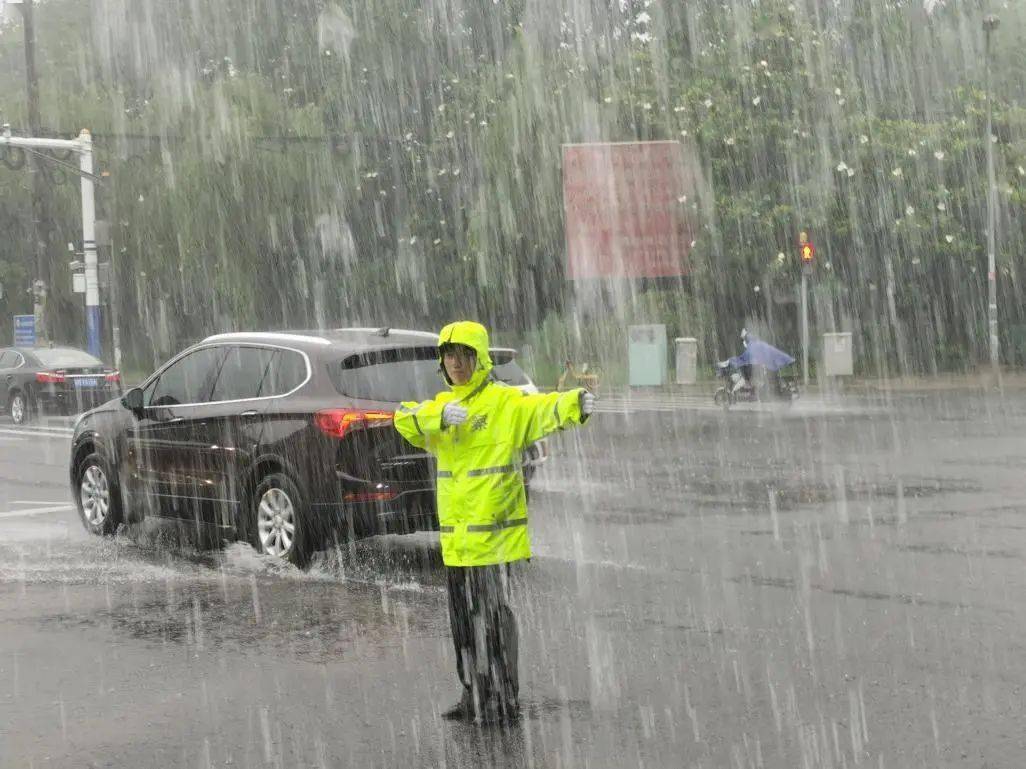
[394,321,589,567]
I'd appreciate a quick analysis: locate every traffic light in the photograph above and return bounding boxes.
[800,242,815,262]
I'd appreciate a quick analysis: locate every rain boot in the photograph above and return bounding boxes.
[441,689,475,721]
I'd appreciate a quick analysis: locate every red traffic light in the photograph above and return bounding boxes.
[800,242,815,262]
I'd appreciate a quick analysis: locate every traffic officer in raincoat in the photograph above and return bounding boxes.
[394,321,595,724]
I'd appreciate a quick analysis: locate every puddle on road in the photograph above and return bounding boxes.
[37,572,448,665]
[943,455,1026,468]
[895,542,1022,560]
[727,572,976,612]
[685,477,982,511]
[0,516,448,597]
[4,528,453,665]
[0,532,187,585]
[558,475,984,528]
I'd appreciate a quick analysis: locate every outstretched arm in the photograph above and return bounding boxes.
[513,388,590,449]
[393,398,449,450]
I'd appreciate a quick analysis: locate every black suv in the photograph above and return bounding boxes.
[69,328,542,566]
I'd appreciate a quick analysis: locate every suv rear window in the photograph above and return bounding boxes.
[331,346,532,401]
[331,347,445,402]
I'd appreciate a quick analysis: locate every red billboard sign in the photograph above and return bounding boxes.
[563,141,696,279]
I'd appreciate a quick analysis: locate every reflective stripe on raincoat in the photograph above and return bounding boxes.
[393,320,588,567]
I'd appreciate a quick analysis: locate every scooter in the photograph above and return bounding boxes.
[713,362,799,409]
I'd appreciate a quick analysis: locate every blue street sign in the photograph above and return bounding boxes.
[86,305,101,357]
[13,314,35,347]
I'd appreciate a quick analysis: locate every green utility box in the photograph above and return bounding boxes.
[628,324,667,386]
[1009,324,1026,365]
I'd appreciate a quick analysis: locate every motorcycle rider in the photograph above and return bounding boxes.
[718,329,753,394]
[718,329,795,399]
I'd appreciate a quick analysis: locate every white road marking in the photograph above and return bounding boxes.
[0,427,73,439]
[0,419,74,427]
[20,423,75,433]
[0,505,75,519]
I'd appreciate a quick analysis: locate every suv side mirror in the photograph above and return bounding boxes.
[121,386,145,415]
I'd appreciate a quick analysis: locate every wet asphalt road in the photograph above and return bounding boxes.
[1,391,1025,768]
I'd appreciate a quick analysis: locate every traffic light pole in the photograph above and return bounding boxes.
[800,268,810,387]
[984,15,1000,373]
[798,232,813,388]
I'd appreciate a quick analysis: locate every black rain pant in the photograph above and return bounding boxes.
[445,563,519,713]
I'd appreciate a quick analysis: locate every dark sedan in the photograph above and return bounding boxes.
[69,328,542,567]
[1,346,122,425]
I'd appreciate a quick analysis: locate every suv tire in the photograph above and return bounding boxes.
[250,472,312,568]
[75,452,122,535]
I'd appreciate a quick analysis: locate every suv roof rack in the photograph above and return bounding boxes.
[203,332,332,346]
[341,327,439,341]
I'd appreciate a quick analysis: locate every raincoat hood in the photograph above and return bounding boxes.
[437,320,494,395]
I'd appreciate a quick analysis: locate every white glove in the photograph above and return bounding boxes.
[442,402,468,426]
[580,391,596,416]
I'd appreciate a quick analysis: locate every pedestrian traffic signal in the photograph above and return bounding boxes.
[800,242,815,263]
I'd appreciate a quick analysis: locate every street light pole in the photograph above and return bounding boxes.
[78,129,101,358]
[95,219,122,370]
[10,0,52,343]
[983,14,1000,373]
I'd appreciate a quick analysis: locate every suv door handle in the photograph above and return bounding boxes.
[239,409,259,417]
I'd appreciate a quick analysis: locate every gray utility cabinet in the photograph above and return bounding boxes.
[628,324,668,386]
[674,337,698,384]
[821,332,853,376]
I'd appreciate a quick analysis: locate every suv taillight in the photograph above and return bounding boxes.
[105,371,120,383]
[36,372,65,384]
[314,408,394,439]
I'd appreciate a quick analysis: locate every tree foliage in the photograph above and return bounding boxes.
[0,0,1023,375]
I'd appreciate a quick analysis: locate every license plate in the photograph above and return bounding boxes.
[74,378,99,388]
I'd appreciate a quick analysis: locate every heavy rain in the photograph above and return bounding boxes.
[0,0,1024,766]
